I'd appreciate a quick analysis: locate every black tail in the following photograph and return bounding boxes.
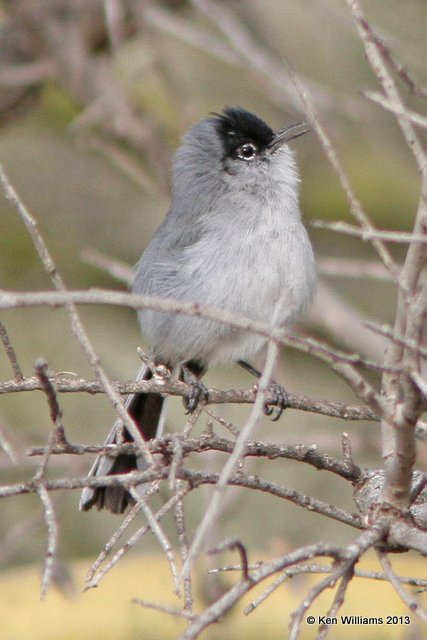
[79,366,164,514]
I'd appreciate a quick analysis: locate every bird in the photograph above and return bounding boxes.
[79,106,317,514]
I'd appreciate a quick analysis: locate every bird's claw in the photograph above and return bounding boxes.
[262,383,289,421]
[183,380,209,413]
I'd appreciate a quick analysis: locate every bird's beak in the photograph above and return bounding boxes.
[267,122,310,153]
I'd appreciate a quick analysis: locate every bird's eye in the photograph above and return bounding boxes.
[236,142,257,160]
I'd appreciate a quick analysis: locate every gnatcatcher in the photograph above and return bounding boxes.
[80,107,316,513]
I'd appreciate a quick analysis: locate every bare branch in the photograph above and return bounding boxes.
[189,0,322,110]
[364,90,427,129]
[346,0,426,171]
[377,551,427,622]
[208,538,250,582]
[181,339,280,581]
[27,433,363,483]
[0,464,363,530]
[128,486,180,595]
[180,526,385,640]
[34,359,68,446]
[84,502,141,586]
[217,562,427,588]
[360,31,427,99]
[0,165,153,469]
[174,483,193,613]
[317,257,394,281]
[0,319,24,380]
[85,491,187,590]
[38,485,59,599]
[288,78,399,280]
[288,525,384,639]
[0,423,18,465]
[132,599,195,620]
[316,569,354,640]
[312,219,427,243]
[103,0,127,51]
[2,373,379,422]
[80,248,133,284]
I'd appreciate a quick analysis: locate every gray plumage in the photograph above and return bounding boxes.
[80,107,316,513]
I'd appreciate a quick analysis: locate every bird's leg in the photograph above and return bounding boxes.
[237,360,289,421]
[180,360,208,413]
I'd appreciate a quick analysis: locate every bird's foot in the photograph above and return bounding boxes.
[262,382,289,421]
[238,360,289,421]
[183,380,209,413]
[181,362,209,413]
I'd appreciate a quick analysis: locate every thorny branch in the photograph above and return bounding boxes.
[0,2,426,639]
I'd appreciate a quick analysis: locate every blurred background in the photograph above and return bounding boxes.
[0,1,426,638]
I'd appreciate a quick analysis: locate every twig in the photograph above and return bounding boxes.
[85,492,185,590]
[174,483,193,613]
[380,171,427,509]
[244,571,287,615]
[0,286,398,410]
[0,424,18,465]
[208,538,250,582]
[0,165,153,468]
[364,33,427,100]
[1,373,381,422]
[289,525,384,640]
[203,408,240,436]
[340,432,361,481]
[143,2,242,67]
[0,465,363,530]
[80,247,133,284]
[34,359,67,445]
[0,319,23,380]
[38,484,59,599]
[31,360,63,599]
[83,134,158,193]
[365,321,427,359]
[33,360,69,480]
[290,573,342,640]
[281,331,386,416]
[132,599,195,620]
[377,551,427,622]
[311,219,427,243]
[364,90,427,129]
[217,562,427,588]
[308,283,390,363]
[346,0,426,171]
[189,0,319,110]
[0,58,55,87]
[84,502,141,585]
[409,371,427,400]
[103,0,126,50]
[169,437,184,491]
[287,73,399,280]
[317,257,394,281]
[184,471,363,529]
[27,433,363,483]
[180,528,385,640]
[182,404,203,437]
[181,339,280,581]
[317,569,354,640]
[129,486,180,595]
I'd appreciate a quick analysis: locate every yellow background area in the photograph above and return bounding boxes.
[0,552,426,640]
